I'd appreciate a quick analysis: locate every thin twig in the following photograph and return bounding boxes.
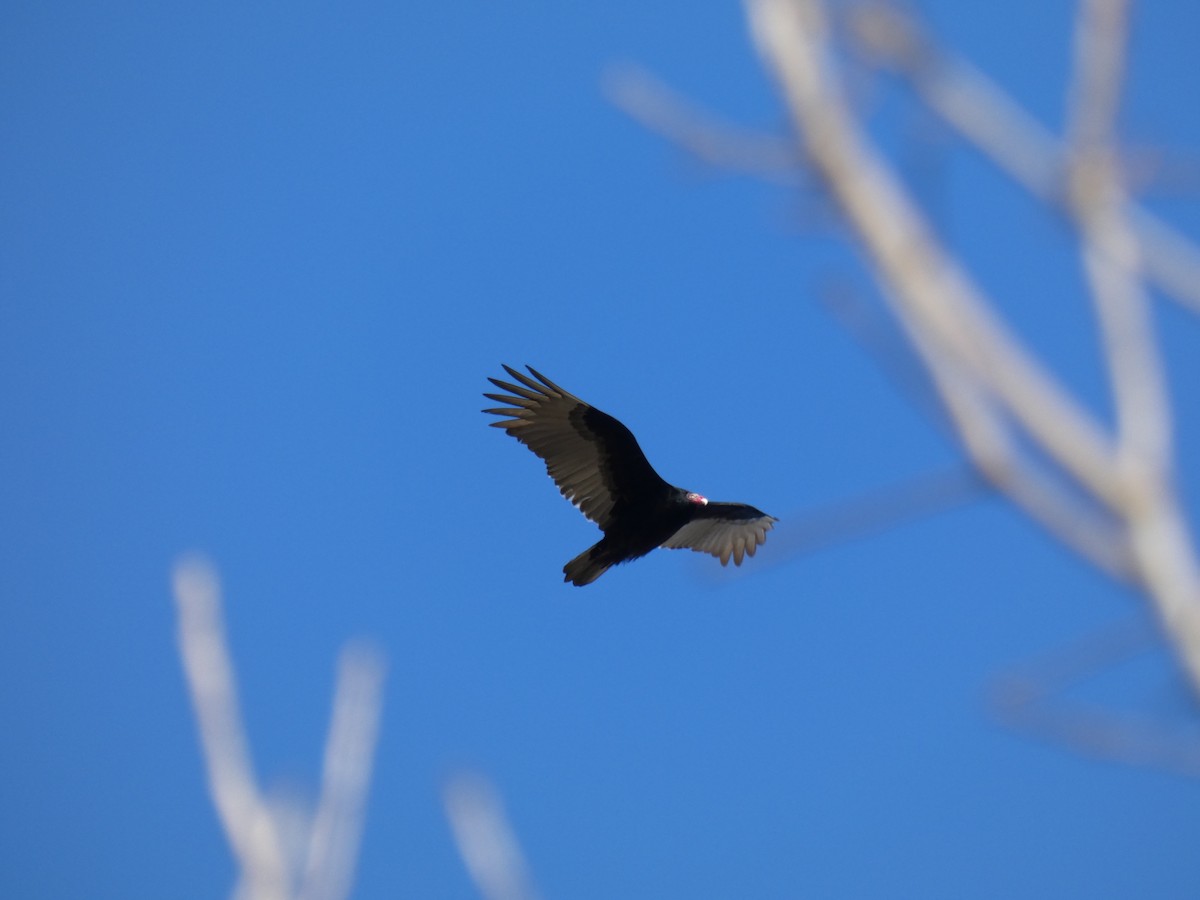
[761,466,986,555]
[443,774,540,900]
[604,63,803,183]
[991,621,1200,777]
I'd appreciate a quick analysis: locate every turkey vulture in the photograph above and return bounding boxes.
[483,365,777,585]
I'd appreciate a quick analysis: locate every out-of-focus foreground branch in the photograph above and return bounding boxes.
[991,621,1200,777]
[172,556,385,900]
[847,2,1200,315]
[443,773,541,900]
[736,0,1200,701]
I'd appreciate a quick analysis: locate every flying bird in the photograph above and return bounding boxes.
[483,365,776,585]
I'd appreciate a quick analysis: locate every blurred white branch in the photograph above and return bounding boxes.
[734,0,1200,699]
[748,0,1120,485]
[847,1,1200,315]
[1060,0,1200,704]
[443,773,540,900]
[172,556,385,900]
[604,63,803,183]
[298,644,386,900]
[991,621,1200,777]
[747,0,1200,712]
[173,556,289,900]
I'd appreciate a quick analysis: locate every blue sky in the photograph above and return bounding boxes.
[4,2,1200,897]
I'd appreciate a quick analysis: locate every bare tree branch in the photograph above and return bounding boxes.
[1066,0,1167,466]
[745,0,1126,507]
[848,2,1200,315]
[754,466,985,554]
[739,0,1200,695]
[604,63,803,183]
[173,556,290,900]
[1061,0,1200,699]
[443,773,540,900]
[991,621,1200,777]
[298,644,386,900]
[172,556,386,900]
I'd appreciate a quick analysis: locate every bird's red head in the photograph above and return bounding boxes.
[686,492,708,506]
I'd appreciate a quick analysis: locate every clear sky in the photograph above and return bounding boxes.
[4,2,1200,897]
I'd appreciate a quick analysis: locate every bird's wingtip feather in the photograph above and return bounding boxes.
[504,366,546,393]
[525,365,566,395]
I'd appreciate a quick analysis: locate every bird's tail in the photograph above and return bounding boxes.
[563,541,613,586]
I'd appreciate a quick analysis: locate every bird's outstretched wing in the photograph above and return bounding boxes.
[483,365,669,529]
[661,502,777,566]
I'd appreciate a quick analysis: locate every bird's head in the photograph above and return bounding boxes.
[685,492,709,506]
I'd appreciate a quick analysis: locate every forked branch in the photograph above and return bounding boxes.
[172,556,385,900]
[738,0,1200,692]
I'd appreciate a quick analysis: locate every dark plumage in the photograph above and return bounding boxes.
[483,365,777,585]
